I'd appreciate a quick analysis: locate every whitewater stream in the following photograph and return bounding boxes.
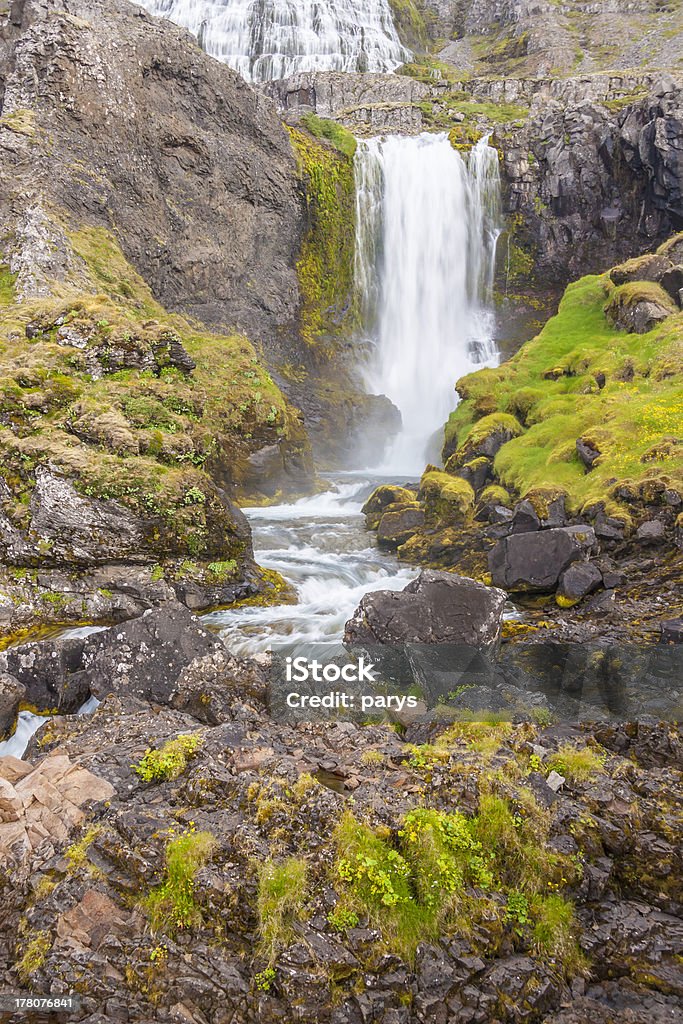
[0,133,501,756]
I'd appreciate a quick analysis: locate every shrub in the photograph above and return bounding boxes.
[134,733,202,783]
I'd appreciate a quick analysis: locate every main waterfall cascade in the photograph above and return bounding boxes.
[354,133,502,474]
[135,0,408,81]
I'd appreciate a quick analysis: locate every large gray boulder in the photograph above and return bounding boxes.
[0,637,89,714]
[489,525,598,592]
[344,570,507,650]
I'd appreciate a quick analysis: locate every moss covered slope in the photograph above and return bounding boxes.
[446,266,683,522]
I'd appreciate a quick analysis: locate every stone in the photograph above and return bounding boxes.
[0,673,25,738]
[661,619,683,644]
[576,438,601,470]
[636,520,667,544]
[81,602,226,704]
[546,770,566,792]
[376,506,425,548]
[344,570,507,650]
[0,637,89,715]
[489,525,598,592]
[660,265,683,305]
[511,499,540,534]
[557,562,603,603]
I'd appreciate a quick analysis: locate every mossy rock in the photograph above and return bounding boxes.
[479,484,511,507]
[604,282,677,335]
[437,271,683,522]
[419,469,474,521]
[362,485,418,528]
[449,412,524,466]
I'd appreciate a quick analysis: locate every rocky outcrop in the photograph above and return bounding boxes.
[344,569,507,648]
[489,526,598,593]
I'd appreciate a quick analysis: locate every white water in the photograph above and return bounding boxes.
[135,0,408,81]
[205,475,416,652]
[355,133,502,475]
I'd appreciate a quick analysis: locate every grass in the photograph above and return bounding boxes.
[331,797,584,969]
[134,733,202,783]
[143,828,217,933]
[16,930,52,981]
[299,113,357,159]
[65,825,102,871]
[444,247,683,518]
[547,743,607,782]
[257,858,309,960]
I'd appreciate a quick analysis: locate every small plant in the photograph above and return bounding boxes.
[16,930,51,982]
[207,559,237,582]
[360,749,385,767]
[134,733,202,783]
[327,907,359,932]
[257,858,308,959]
[505,890,530,934]
[149,944,168,965]
[150,563,164,582]
[143,827,217,933]
[531,707,553,727]
[65,825,102,872]
[528,753,543,773]
[183,486,206,506]
[548,743,607,782]
[254,966,276,992]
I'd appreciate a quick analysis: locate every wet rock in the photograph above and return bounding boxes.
[0,673,25,738]
[0,637,89,715]
[81,602,227,705]
[344,570,507,650]
[557,562,603,604]
[489,525,598,592]
[362,486,418,529]
[376,506,425,548]
[661,619,683,644]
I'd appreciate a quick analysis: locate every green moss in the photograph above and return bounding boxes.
[143,828,217,934]
[0,109,36,137]
[257,858,309,960]
[446,271,683,516]
[0,266,17,305]
[420,469,475,517]
[388,0,430,50]
[299,113,357,159]
[134,733,202,783]
[16,930,51,981]
[479,484,511,506]
[288,127,357,350]
[65,825,102,872]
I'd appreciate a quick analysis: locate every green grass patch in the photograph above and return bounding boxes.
[445,254,683,517]
[257,857,309,960]
[299,113,357,159]
[143,828,217,933]
[134,733,202,783]
[547,742,607,782]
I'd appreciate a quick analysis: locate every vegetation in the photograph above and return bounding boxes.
[16,930,51,981]
[134,733,202,783]
[331,792,584,970]
[419,469,475,519]
[65,825,102,872]
[288,126,357,349]
[548,742,607,782]
[257,857,309,959]
[143,827,217,933]
[299,113,357,159]
[444,259,683,519]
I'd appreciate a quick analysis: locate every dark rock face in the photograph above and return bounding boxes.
[81,603,225,705]
[0,673,24,737]
[0,637,89,715]
[489,525,598,592]
[376,506,425,548]
[344,570,507,649]
[0,0,303,352]
[557,562,603,605]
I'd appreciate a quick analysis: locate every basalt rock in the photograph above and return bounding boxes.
[0,673,24,739]
[0,637,89,716]
[489,525,598,592]
[344,569,507,649]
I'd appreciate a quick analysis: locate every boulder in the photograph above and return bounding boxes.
[0,637,89,714]
[376,506,425,548]
[80,602,225,704]
[660,265,683,306]
[344,570,507,650]
[661,619,683,644]
[636,520,667,544]
[0,673,25,738]
[489,525,598,592]
[557,562,603,605]
[362,485,417,529]
[511,499,540,534]
[576,437,601,470]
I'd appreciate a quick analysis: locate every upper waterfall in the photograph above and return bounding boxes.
[354,133,502,475]
[134,0,409,82]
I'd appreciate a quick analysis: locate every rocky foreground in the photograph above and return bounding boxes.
[0,586,681,1023]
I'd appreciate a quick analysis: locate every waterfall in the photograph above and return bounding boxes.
[354,133,502,475]
[134,0,409,82]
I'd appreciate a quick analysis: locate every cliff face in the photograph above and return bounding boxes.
[0,0,303,352]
